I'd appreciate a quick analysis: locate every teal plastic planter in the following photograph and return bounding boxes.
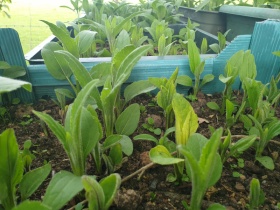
[219,5,280,41]
[0,20,279,103]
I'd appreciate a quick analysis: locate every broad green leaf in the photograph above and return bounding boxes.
[0,76,32,94]
[79,107,101,157]
[0,61,11,69]
[209,43,220,54]
[239,114,253,131]
[272,51,280,57]
[115,103,140,136]
[266,120,280,140]
[249,178,262,209]
[102,135,123,151]
[239,50,257,81]
[55,88,75,99]
[55,50,92,87]
[115,30,131,53]
[200,74,214,87]
[41,42,73,80]
[109,144,123,166]
[99,173,121,210]
[89,62,111,87]
[3,66,26,79]
[119,135,133,156]
[150,145,184,165]
[19,163,51,201]
[41,20,79,57]
[176,75,193,87]
[158,34,166,56]
[113,45,152,88]
[206,102,220,111]
[199,128,223,187]
[200,38,208,54]
[229,135,256,156]
[12,201,51,210]
[43,171,83,210]
[207,203,227,210]
[172,93,198,145]
[124,80,156,103]
[185,133,208,161]
[133,134,158,144]
[0,129,23,210]
[188,39,200,74]
[75,30,97,55]
[256,156,274,170]
[82,175,105,210]
[218,74,233,84]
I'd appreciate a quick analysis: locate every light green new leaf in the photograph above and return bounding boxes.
[172,93,198,145]
[113,45,152,88]
[12,201,51,210]
[206,102,220,111]
[209,43,220,54]
[100,173,121,210]
[229,135,256,156]
[43,171,83,210]
[124,80,156,103]
[115,103,140,136]
[41,20,79,57]
[207,203,227,210]
[134,134,158,144]
[19,163,51,201]
[115,30,131,53]
[150,145,184,165]
[176,75,193,87]
[102,135,123,151]
[218,74,233,84]
[75,30,97,55]
[239,50,257,81]
[272,51,280,57]
[0,129,23,210]
[200,74,214,87]
[188,39,201,74]
[82,175,105,210]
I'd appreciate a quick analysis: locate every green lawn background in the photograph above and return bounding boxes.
[0,0,77,54]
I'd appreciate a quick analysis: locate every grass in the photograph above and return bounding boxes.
[0,0,77,54]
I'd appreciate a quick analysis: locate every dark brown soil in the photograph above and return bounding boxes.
[1,92,280,210]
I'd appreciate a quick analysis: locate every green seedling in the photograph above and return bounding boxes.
[82,173,121,210]
[149,67,178,129]
[0,129,51,210]
[249,178,265,210]
[177,39,214,100]
[134,126,176,152]
[141,117,162,135]
[21,140,36,171]
[209,30,230,54]
[220,130,256,163]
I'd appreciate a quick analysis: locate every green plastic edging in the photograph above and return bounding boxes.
[219,5,280,19]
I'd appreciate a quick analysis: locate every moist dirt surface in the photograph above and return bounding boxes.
[1,92,280,210]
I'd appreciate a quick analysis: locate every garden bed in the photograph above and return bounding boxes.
[1,92,280,209]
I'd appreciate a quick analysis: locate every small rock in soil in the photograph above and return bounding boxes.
[244,160,261,174]
[140,151,152,166]
[114,189,142,210]
[235,182,246,192]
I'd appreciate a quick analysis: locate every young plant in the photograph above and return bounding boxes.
[219,130,257,163]
[21,139,36,171]
[141,117,162,135]
[0,129,51,210]
[33,80,102,176]
[148,67,178,129]
[177,39,214,100]
[145,19,174,55]
[149,93,198,182]
[209,30,230,54]
[248,114,280,170]
[178,128,223,210]
[134,126,176,153]
[249,178,265,210]
[82,173,121,210]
